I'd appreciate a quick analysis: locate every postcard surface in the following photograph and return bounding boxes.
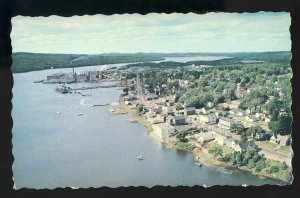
[11,12,292,189]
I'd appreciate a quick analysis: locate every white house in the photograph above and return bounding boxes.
[207,102,214,108]
[199,114,217,125]
[166,115,186,126]
[153,123,176,139]
[264,116,271,123]
[218,117,236,130]
[270,135,289,147]
[201,107,210,115]
[162,106,175,115]
[255,112,265,120]
[246,115,257,122]
[215,134,228,146]
[196,131,216,144]
[236,109,245,116]
[226,138,242,152]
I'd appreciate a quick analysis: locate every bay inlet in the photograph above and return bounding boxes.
[12,58,279,189]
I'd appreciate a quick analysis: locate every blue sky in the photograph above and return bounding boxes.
[11,12,291,54]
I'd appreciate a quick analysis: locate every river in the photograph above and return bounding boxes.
[12,56,279,189]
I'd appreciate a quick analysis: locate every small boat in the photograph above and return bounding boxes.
[194,162,202,167]
[77,113,83,116]
[33,80,43,83]
[137,156,145,160]
[56,111,61,114]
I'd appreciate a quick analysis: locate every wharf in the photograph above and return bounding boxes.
[71,84,122,91]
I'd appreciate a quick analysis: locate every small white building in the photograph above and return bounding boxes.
[162,106,175,115]
[246,115,257,122]
[229,109,237,115]
[153,123,176,139]
[264,116,271,123]
[196,131,216,144]
[207,102,214,108]
[124,101,132,105]
[215,134,228,146]
[226,138,242,152]
[236,109,245,116]
[199,114,217,125]
[218,117,235,130]
[270,135,289,147]
[201,107,210,115]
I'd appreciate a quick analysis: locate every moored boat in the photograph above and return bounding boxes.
[137,156,145,160]
[194,162,202,167]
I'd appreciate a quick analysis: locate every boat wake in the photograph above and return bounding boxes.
[80,99,93,107]
[217,167,232,174]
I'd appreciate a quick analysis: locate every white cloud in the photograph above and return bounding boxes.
[11,12,291,54]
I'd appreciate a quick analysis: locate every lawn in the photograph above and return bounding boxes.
[207,141,234,155]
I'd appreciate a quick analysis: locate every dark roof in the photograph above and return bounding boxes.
[174,115,185,120]
[185,107,196,111]
[239,141,255,149]
[146,94,158,99]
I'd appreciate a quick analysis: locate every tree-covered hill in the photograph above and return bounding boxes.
[12,51,291,73]
[12,52,165,73]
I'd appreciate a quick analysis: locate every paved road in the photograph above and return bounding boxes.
[136,72,145,105]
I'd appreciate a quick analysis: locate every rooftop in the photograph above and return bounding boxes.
[219,117,235,123]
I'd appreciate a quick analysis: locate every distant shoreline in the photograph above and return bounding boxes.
[11,51,291,73]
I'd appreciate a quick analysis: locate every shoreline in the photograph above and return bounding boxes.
[110,98,291,184]
[162,138,288,184]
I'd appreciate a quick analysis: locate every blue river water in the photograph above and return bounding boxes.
[12,57,279,189]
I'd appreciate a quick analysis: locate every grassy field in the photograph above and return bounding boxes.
[206,142,234,155]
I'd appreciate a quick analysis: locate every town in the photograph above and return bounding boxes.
[114,61,292,183]
[43,59,293,183]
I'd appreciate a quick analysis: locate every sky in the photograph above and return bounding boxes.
[11,12,291,54]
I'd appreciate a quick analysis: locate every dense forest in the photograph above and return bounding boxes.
[12,52,165,73]
[12,51,290,73]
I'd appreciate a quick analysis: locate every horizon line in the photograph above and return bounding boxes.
[13,50,291,55]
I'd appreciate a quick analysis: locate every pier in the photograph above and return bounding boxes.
[71,84,123,91]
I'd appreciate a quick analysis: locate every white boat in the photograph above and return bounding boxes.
[194,162,202,167]
[217,167,232,174]
[137,156,145,160]
[77,113,83,116]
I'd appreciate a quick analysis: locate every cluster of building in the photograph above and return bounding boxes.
[44,68,128,84]
[120,76,289,151]
[193,131,254,152]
